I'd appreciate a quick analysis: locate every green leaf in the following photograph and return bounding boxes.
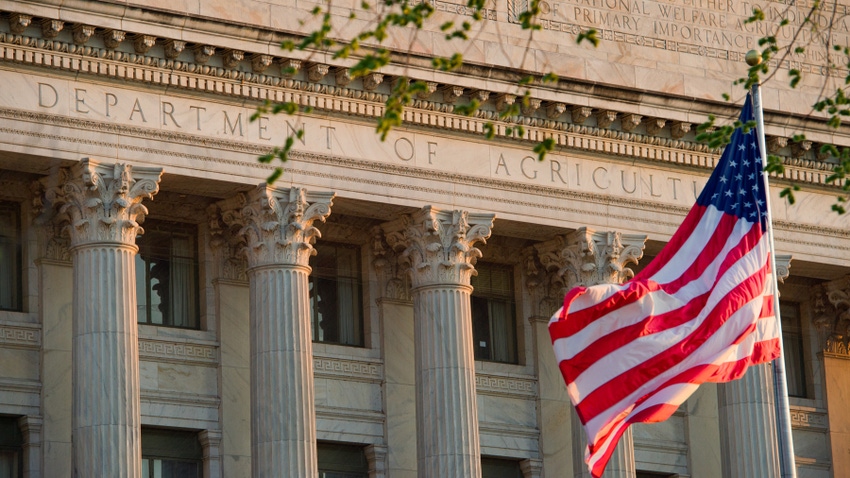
[576,28,600,47]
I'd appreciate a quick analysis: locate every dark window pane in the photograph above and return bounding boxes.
[481,457,523,478]
[317,442,368,477]
[141,428,202,478]
[310,243,364,346]
[142,458,200,478]
[471,263,518,364]
[780,302,807,398]
[136,221,199,329]
[0,202,21,312]
[0,416,22,478]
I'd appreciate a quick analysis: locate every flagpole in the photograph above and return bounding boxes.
[747,52,797,478]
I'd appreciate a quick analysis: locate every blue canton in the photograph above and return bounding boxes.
[696,94,769,232]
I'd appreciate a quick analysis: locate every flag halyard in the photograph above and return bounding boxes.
[549,95,781,478]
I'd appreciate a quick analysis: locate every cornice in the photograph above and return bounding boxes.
[3,105,849,246]
[0,9,846,183]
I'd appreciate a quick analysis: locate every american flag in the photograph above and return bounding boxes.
[549,94,781,477]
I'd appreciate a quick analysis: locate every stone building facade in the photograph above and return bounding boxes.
[0,0,849,477]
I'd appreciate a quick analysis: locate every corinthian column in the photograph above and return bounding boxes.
[535,228,646,478]
[218,185,334,478]
[42,159,161,478]
[384,207,494,478]
[718,255,792,477]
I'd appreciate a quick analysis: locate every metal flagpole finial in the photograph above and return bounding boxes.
[746,50,763,67]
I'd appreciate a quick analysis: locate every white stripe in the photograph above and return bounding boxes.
[580,288,770,436]
[553,219,755,361]
[650,206,727,284]
[566,234,769,403]
[584,324,778,473]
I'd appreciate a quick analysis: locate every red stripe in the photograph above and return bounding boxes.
[635,205,708,279]
[559,228,767,381]
[584,338,781,475]
[760,294,774,318]
[553,222,763,341]
[550,280,663,341]
[559,292,711,384]
[572,259,769,422]
[657,212,750,295]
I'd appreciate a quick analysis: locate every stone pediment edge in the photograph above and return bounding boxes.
[3,105,849,246]
[0,22,842,182]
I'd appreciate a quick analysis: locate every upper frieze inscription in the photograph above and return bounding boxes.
[508,0,850,67]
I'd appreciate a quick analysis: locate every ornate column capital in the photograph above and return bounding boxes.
[535,227,646,289]
[371,225,411,301]
[207,204,248,281]
[383,206,494,289]
[40,159,162,249]
[814,275,850,355]
[522,246,563,319]
[217,185,334,269]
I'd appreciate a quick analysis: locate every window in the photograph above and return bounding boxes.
[317,442,368,478]
[636,473,675,478]
[136,220,199,329]
[0,416,22,478]
[141,428,201,478]
[780,301,807,398]
[310,242,364,347]
[471,262,518,363]
[481,457,522,478]
[0,202,22,312]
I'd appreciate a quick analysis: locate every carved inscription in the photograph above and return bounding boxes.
[20,75,709,207]
[509,0,850,67]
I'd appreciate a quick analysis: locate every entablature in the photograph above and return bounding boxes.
[0,8,846,194]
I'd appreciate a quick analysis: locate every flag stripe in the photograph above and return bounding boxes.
[551,95,779,478]
[585,318,780,464]
[551,218,761,353]
[571,255,769,423]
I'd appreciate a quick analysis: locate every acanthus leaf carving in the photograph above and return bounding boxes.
[371,226,411,301]
[384,207,494,288]
[39,159,162,249]
[207,203,248,281]
[816,276,850,355]
[534,227,646,290]
[218,185,334,269]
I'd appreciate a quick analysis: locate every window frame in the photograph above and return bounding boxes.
[779,300,808,398]
[135,219,201,330]
[0,201,22,313]
[470,261,520,364]
[317,441,368,478]
[481,456,523,478]
[0,415,23,478]
[309,241,366,348]
[140,427,202,478]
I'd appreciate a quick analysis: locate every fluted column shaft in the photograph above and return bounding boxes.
[413,284,481,477]
[72,244,141,478]
[249,264,316,477]
[719,363,781,477]
[571,410,634,478]
[39,159,161,478]
[383,207,494,478]
[215,185,334,478]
